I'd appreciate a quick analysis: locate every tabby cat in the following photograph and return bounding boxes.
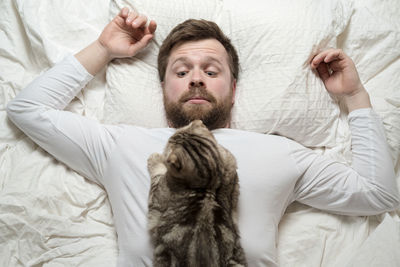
[147,120,247,267]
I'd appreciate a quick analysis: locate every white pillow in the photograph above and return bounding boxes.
[104,0,353,147]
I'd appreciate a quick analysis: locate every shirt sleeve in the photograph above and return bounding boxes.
[6,55,124,185]
[290,108,400,216]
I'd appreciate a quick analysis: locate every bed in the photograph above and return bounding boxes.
[1,0,399,266]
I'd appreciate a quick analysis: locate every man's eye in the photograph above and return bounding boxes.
[206,71,216,76]
[177,71,187,77]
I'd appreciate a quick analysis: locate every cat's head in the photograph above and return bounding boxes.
[164,120,222,190]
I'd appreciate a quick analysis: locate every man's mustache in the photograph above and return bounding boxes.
[179,87,217,103]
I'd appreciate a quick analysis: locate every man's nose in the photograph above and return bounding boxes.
[190,80,205,87]
[189,69,205,88]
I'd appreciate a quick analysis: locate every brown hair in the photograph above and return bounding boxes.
[157,19,239,82]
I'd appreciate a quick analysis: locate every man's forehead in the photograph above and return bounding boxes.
[172,55,223,66]
[169,39,229,64]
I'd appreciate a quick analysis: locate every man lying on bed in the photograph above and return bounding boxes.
[6,7,399,267]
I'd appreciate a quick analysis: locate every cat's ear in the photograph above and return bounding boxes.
[191,120,204,128]
[167,153,181,172]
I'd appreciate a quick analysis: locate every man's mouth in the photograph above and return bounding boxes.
[183,96,210,104]
[188,97,209,104]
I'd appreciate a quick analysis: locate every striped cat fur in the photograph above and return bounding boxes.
[147,120,247,267]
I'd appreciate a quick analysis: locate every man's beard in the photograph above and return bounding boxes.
[163,87,233,130]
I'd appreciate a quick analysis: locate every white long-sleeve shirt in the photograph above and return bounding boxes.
[6,55,399,267]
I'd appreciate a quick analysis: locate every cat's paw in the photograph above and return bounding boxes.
[148,153,163,164]
[148,153,167,177]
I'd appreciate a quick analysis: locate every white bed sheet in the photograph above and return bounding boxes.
[1,0,399,266]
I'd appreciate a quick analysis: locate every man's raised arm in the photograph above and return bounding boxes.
[6,8,156,183]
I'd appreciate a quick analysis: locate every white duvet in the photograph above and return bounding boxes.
[1,0,399,266]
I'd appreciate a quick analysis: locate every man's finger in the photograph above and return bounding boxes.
[311,51,329,69]
[120,7,129,18]
[324,49,345,64]
[140,34,154,47]
[316,62,330,82]
[126,10,139,24]
[128,34,154,56]
[148,20,157,34]
[310,48,341,69]
[132,14,147,29]
[328,60,342,72]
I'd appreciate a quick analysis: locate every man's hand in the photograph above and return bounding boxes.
[75,7,157,75]
[98,7,157,60]
[311,49,371,112]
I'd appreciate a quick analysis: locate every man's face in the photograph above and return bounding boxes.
[162,39,236,130]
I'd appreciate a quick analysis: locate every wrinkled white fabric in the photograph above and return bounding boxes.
[6,55,399,267]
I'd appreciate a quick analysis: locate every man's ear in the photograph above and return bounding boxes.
[231,79,237,105]
[161,81,165,91]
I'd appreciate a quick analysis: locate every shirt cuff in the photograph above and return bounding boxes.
[348,108,374,119]
[66,54,94,85]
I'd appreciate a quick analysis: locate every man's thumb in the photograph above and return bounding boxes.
[128,34,153,56]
